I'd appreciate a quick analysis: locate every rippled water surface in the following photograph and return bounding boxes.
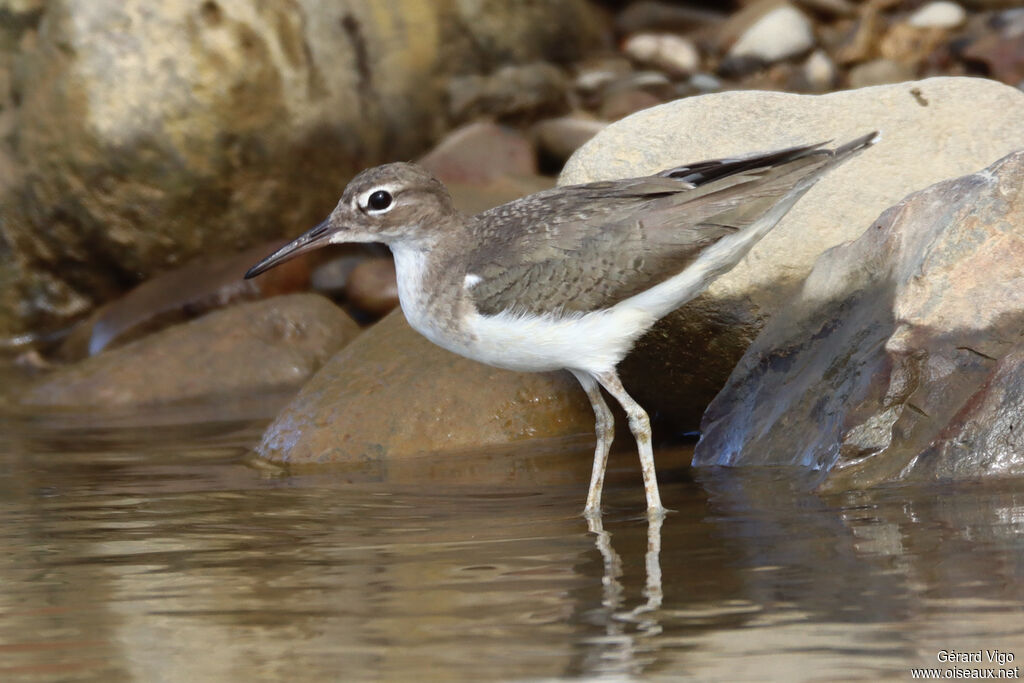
[2,382,1023,681]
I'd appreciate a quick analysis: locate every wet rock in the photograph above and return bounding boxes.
[58,241,315,361]
[446,62,570,124]
[25,294,359,408]
[622,33,701,77]
[727,4,815,64]
[533,115,608,167]
[561,77,1024,428]
[0,0,606,338]
[847,58,916,87]
[255,309,594,467]
[344,257,398,318]
[695,151,1024,489]
[909,1,967,29]
[418,121,536,186]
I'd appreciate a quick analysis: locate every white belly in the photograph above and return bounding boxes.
[459,306,655,373]
[391,243,656,374]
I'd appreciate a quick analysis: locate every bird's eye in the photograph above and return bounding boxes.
[367,190,392,211]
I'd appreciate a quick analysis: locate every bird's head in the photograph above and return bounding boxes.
[245,162,454,279]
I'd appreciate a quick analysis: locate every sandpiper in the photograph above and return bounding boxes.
[246,132,877,517]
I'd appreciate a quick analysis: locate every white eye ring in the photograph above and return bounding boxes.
[357,186,397,214]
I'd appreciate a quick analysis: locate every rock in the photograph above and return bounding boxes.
[58,241,315,361]
[418,121,537,186]
[25,294,358,407]
[254,309,595,466]
[878,22,949,66]
[446,62,570,124]
[561,77,1024,428]
[344,257,398,318]
[847,58,916,88]
[533,115,608,166]
[687,73,723,93]
[615,2,726,36]
[908,1,967,29]
[727,4,815,64]
[444,175,555,216]
[622,33,701,77]
[695,151,1024,490]
[599,88,663,121]
[803,49,837,91]
[0,0,606,338]
[962,11,1024,86]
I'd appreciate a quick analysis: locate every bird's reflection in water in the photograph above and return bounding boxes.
[582,513,664,673]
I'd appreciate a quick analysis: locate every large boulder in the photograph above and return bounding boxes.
[560,77,1024,428]
[0,0,606,336]
[694,150,1024,489]
[256,308,595,467]
[24,294,358,407]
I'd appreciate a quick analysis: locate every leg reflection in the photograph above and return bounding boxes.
[586,513,664,634]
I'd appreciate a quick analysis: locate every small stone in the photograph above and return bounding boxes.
[533,115,608,165]
[908,1,967,29]
[446,62,569,124]
[599,88,663,121]
[803,49,837,91]
[622,33,701,77]
[615,2,726,35]
[418,122,537,186]
[847,58,916,88]
[688,73,722,93]
[345,257,399,318]
[728,4,815,64]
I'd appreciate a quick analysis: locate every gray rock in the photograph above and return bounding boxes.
[24,294,359,407]
[561,77,1024,428]
[0,0,606,337]
[695,150,1024,489]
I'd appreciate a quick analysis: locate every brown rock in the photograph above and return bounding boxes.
[962,14,1024,85]
[25,294,359,407]
[345,257,398,318]
[599,88,663,121]
[0,0,606,337]
[695,150,1024,489]
[418,121,537,186]
[58,240,315,361]
[255,309,595,467]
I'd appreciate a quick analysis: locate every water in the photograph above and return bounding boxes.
[1,387,1023,681]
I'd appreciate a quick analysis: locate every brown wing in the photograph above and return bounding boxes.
[465,138,857,317]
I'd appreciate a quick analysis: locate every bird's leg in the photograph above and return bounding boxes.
[571,370,615,517]
[594,369,666,517]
